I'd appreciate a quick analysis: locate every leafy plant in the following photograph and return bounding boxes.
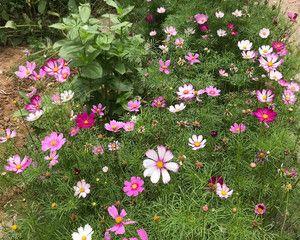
[50,1,147,112]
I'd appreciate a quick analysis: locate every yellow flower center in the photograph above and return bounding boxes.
[84,120,89,124]
[262,95,267,100]
[53,66,59,73]
[267,62,273,67]
[262,114,269,119]
[161,65,167,70]
[79,187,85,193]
[115,216,123,224]
[156,160,164,169]
[194,142,201,147]
[16,164,22,170]
[220,190,227,196]
[81,236,87,240]
[257,207,264,214]
[131,183,138,189]
[50,140,57,146]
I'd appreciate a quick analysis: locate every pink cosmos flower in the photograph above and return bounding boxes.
[287,12,298,23]
[5,155,32,174]
[282,89,297,105]
[151,96,166,108]
[69,126,80,136]
[42,58,65,76]
[123,229,148,240]
[92,145,104,155]
[177,84,195,100]
[0,128,16,143]
[15,61,36,79]
[256,89,274,103]
[230,123,246,134]
[107,205,135,235]
[91,103,106,116]
[194,13,208,24]
[123,121,135,132]
[259,54,283,72]
[51,94,62,105]
[105,120,124,132]
[216,183,233,199]
[128,100,141,112]
[41,132,66,152]
[254,203,266,215]
[272,41,286,53]
[143,146,179,184]
[174,38,184,48]
[164,26,177,36]
[25,95,42,113]
[44,151,59,168]
[227,23,235,30]
[55,66,70,82]
[185,53,200,65]
[252,107,277,123]
[287,82,300,92]
[123,176,144,197]
[76,112,95,129]
[219,69,229,77]
[26,86,37,98]
[205,86,221,96]
[159,59,171,74]
[278,79,289,87]
[30,68,46,81]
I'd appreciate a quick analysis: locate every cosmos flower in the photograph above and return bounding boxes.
[185,53,200,65]
[45,151,59,168]
[72,224,93,240]
[242,51,256,59]
[143,146,179,184]
[259,28,270,38]
[91,103,105,116]
[55,66,70,82]
[287,12,298,23]
[259,45,273,57]
[272,41,286,53]
[5,155,32,174]
[30,68,46,81]
[177,84,195,100]
[0,128,16,143]
[164,26,177,36]
[108,141,121,151]
[74,179,90,198]
[41,132,66,152]
[42,58,65,76]
[157,7,166,13]
[15,61,36,79]
[107,205,135,235]
[123,176,144,197]
[168,103,186,113]
[216,183,233,199]
[194,13,208,24]
[25,95,42,113]
[26,110,44,122]
[230,123,246,134]
[208,176,224,189]
[76,112,95,129]
[128,100,141,112]
[174,38,184,48]
[69,126,80,137]
[123,121,135,132]
[238,40,253,51]
[254,203,266,215]
[159,59,171,74]
[232,9,243,17]
[205,86,221,96]
[282,89,297,105]
[269,70,283,81]
[151,96,166,108]
[259,53,283,72]
[215,11,224,18]
[92,145,104,155]
[188,135,206,150]
[217,29,227,37]
[198,23,209,32]
[256,89,274,103]
[105,120,124,132]
[149,30,157,37]
[252,107,277,123]
[219,69,229,77]
[287,82,300,92]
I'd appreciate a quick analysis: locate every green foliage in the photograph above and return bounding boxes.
[51,2,147,112]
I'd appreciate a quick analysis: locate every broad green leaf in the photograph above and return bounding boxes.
[53,39,70,49]
[4,20,16,29]
[113,80,133,92]
[38,0,47,14]
[68,0,78,13]
[79,3,91,23]
[110,22,132,31]
[119,6,134,18]
[81,62,103,79]
[104,0,118,9]
[49,23,67,30]
[115,62,126,75]
[59,44,84,60]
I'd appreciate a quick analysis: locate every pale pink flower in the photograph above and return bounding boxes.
[159,59,171,74]
[69,126,80,137]
[41,132,66,152]
[105,120,124,132]
[278,79,289,87]
[107,205,135,235]
[45,151,59,168]
[123,121,135,132]
[188,135,206,150]
[91,103,106,116]
[254,203,266,215]
[177,84,195,100]
[185,52,200,65]
[15,61,36,79]
[149,30,157,36]
[174,38,184,48]
[5,155,32,174]
[242,51,256,59]
[0,128,16,143]
[164,26,177,36]
[157,7,166,13]
[194,13,208,24]
[259,53,283,72]
[219,69,228,77]
[256,89,274,103]
[216,183,233,199]
[269,70,283,81]
[230,123,246,134]
[127,100,141,112]
[51,94,62,105]
[92,145,104,155]
[205,86,221,96]
[282,89,297,105]
[287,82,300,92]
[74,179,90,198]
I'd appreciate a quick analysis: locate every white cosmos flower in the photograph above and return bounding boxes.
[159,45,169,54]
[242,50,256,59]
[143,145,179,184]
[157,7,166,13]
[61,90,74,103]
[259,28,270,39]
[26,110,44,122]
[168,103,186,113]
[72,224,94,240]
[74,179,90,198]
[269,70,283,81]
[216,183,233,199]
[188,135,206,150]
[215,11,224,18]
[232,9,243,17]
[238,40,253,51]
[177,84,195,100]
[149,30,157,36]
[217,29,227,37]
[259,45,273,56]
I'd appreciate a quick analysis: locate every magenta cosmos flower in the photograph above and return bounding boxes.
[41,132,66,152]
[194,13,208,24]
[128,100,141,112]
[159,59,171,74]
[25,95,42,113]
[30,68,46,81]
[55,66,71,82]
[15,61,36,79]
[5,155,32,174]
[252,107,277,123]
[107,205,135,235]
[185,53,200,65]
[287,12,298,23]
[91,103,106,116]
[254,203,266,215]
[123,176,144,197]
[151,96,166,108]
[208,176,224,190]
[42,58,65,76]
[230,123,246,134]
[105,120,124,132]
[76,112,95,129]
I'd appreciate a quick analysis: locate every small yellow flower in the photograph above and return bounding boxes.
[153,215,160,222]
[285,183,292,191]
[11,224,18,231]
[51,202,58,209]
